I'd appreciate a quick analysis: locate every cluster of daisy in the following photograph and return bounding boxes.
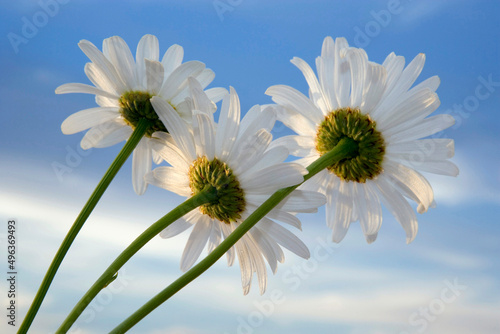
[58,34,457,294]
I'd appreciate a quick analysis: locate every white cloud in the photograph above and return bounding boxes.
[415,247,491,270]
[2,150,498,334]
[395,0,456,29]
[426,152,500,206]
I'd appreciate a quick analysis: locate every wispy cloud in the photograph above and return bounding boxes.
[395,0,457,29]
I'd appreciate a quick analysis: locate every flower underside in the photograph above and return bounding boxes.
[119,91,168,137]
[189,156,246,224]
[316,107,385,183]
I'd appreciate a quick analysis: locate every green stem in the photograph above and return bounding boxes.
[110,137,358,333]
[18,119,152,334]
[56,186,218,333]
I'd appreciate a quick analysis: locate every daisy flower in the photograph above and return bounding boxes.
[266,37,458,244]
[56,34,226,195]
[146,80,325,294]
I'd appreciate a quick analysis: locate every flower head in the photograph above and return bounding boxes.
[56,34,226,195]
[266,37,458,244]
[146,80,325,294]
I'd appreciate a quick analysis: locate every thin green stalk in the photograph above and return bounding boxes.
[19,119,152,334]
[56,186,218,333]
[110,137,358,333]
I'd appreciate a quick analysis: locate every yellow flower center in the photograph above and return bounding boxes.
[118,91,168,137]
[188,156,245,224]
[315,107,385,183]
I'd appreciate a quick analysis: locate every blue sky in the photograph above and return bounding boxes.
[1,0,499,333]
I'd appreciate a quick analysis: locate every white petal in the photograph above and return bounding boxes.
[366,233,378,244]
[61,107,119,135]
[96,95,119,108]
[410,75,440,93]
[387,114,455,143]
[384,160,434,213]
[152,130,176,144]
[80,120,131,149]
[102,36,137,89]
[151,96,196,161]
[238,105,263,135]
[205,87,228,103]
[161,44,184,77]
[380,53,405,100]
[136,34,160,89]
[268,135,315,157]
[137,34,160,61]
[239,163,305,194]
[332,37,351,107]
[152,149,162,165]
[207,221,222,253]
[132,137,151,195]
[84,62,119,96]
[221,224,236,266]
[234,234,252,293]
[180,217,212,271]
[160,61,205,100]
[347,48,367,108]
[195,68,215,89]
[230,129,272,176]
[386,139,455,161]
[266,85,323,124]
[291,56,330,112]
[317,36,337,111]
[237,146,289,180]
[56,83,119,100]
[215,87,239,161]
[174,99,193,121]
[275,190,326,212]
[159,215,193,239]
[411,160,459,177]
[377,54,426,119]
[236,105,276,144]
[377,89,440,131]
[266,209,302,230]
[145,59,164,94]
[353,182,382,242]
[249,227,278,274]
[146,166,190,196]
[243,233,268,294]
[188,77,215,115]
[298,168,327,192]
[192,111,215,160]
[324,177,340,230]
[361,63,387,115]
[397,53,426,92]
[274,104,318,137]
[375,175,418,243]
[151,137,190,170]
[258,218,310,259]
[78,39,126,93]
[330,181,354,243]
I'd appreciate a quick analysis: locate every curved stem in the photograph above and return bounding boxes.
[110,137,358,333]
[56,186,218,333]
[18,119,152,334]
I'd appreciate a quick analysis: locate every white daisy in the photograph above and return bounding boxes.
[266,36,458,244]
[146,80,325,294]
[56,34,226,195]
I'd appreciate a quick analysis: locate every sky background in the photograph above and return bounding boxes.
[1,0,499,333]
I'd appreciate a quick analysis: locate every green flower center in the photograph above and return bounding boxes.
[188,156,245,224]
[315,107,385,183]
[118,91,168,137]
